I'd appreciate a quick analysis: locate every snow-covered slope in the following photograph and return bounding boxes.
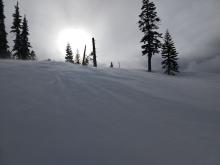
[0,60,220,165]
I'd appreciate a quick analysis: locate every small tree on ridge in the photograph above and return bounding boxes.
[65,43,74,63]
[75,49,81,64]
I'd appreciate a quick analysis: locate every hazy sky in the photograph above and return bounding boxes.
[3,0,220,71]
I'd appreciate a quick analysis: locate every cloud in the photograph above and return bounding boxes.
[182,36,220,73]
[185,56,220,73]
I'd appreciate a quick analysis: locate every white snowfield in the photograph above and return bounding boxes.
[0,60,220,165]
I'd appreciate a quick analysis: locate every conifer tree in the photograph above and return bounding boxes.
[75,49,81,64]
[161,30,179,75]
[0,0,10,59]
[110,62,113,68]
[30,50,36,60]
[20,16,31,60]
[138,0,162,72]
[65,43,73,63]
[84,55,89,65]
[11,1,22,59]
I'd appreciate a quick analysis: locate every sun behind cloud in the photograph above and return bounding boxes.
[57,28,92,56]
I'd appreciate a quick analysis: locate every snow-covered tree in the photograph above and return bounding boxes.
[11,1,22,59]
[65,43,74,63]
[84,55,89,65]
[161,30,179,75]
[75,49,81,64]
[138,0,162,72]
[0,0,10,59]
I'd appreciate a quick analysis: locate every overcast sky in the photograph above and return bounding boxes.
[3,0,220,72]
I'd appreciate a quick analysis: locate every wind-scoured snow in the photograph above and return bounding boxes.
[0,60,220,165]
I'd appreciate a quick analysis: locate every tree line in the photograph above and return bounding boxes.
[65,44,87,65]
[65,37,98,67]
[139,0,179,75]
[65,0,179,75]
[0,0,36,60]
[65,0,180,75]
[0,0,179,75]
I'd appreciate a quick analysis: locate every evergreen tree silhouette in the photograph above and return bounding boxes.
[75,49,81,64]
[20,16,31,60]
[161,30,179,75]
[84,55,89,65]
[30,50,36,60]
[139,0,162,72]
[0,0,10,59]
[11,1,22,59]
[65,43,74,63]
[110,62,113,68]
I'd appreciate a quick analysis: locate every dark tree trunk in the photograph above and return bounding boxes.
[168,60,170,75]
[92,38,97,67]
[148,54,152,72]
[82,45,86,65]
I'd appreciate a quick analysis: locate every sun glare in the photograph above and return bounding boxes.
[57,28,92,56]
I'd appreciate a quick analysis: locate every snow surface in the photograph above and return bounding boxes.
[0,60,220,165]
